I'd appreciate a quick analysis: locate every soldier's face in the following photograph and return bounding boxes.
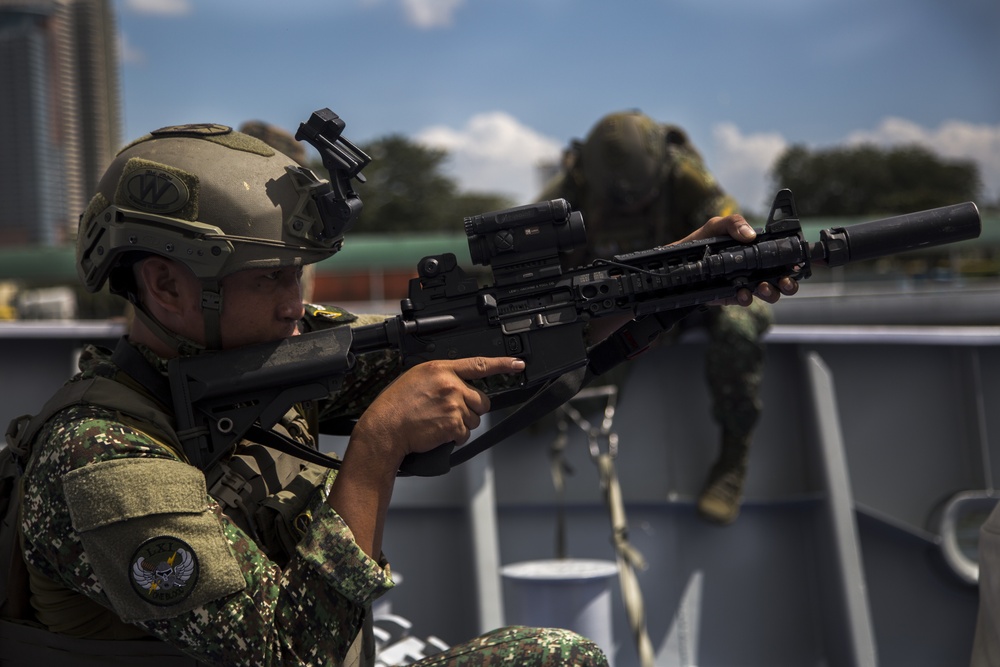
[216,266,306,348]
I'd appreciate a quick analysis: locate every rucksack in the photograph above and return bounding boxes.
[2,411,41,619]
[0,373,176,620]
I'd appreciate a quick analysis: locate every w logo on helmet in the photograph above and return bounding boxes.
[123,168,190,214]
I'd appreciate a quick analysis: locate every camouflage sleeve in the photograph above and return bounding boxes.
[303,309,405,426]
[316,346,401,426]
[20,405,391,666]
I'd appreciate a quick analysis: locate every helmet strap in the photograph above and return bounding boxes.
[128,281,223,355]
[200,281,224,350]
[130,301,206,357]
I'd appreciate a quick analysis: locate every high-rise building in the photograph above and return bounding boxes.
[0,0,121,246]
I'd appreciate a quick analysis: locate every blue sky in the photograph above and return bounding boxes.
[115,0,999,214]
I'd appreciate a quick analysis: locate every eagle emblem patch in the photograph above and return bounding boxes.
[130,536,199,606]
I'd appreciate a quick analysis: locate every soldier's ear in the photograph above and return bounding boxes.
[136,256,197,315]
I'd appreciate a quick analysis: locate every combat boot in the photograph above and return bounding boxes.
[697,434,750,525]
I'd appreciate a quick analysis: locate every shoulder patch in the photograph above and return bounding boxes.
[303,303,358,330]
[306,303,356,321]
[61,459,245,623]
[130,536,199,606]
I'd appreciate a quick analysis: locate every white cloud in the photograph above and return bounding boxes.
[416,111,563,204]
[401,0,464,28]
[124,0,192,16]
[711,123,788,214]
[117,32,144,65]
[846,117,1000,201]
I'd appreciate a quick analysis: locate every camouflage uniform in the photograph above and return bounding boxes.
[11,311,606,666]
[538,111,772,524]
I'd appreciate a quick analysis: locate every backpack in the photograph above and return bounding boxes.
[2,406,50,620]
[0,373,180,621]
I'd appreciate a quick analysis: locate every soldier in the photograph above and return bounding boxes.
[0,124,608,666]
[0,121,791,665]
[538,110,773,525]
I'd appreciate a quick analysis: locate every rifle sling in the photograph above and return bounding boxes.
[110,337,173,411]
[586,308,696,377]
[448,365,591,469]
[243,424,343,470]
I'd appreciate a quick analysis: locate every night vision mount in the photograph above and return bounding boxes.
[295,108,372,242]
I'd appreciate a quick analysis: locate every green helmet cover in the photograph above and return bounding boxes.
[77,123,340,299]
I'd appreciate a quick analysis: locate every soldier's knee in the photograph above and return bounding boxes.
[470,625,609,667]
[542,628,609,667]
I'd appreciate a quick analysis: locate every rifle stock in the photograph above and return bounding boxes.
[169,189,982,475]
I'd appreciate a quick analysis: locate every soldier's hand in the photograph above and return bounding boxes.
[333,357,522,558]
[676,214,799,306]
[354,357,524,461]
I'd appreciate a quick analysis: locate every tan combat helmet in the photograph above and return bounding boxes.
[76,122,359,353]
[239,120,308,166]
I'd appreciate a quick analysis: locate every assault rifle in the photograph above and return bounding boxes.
[165,108,981,477]
[167,191,981,476]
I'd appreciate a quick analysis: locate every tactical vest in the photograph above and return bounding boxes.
[0,341,372,666]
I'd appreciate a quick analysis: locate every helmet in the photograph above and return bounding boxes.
[577,111,668,212]
[78,123,340,299]
[238,120,308,166]
[77,123,344,351]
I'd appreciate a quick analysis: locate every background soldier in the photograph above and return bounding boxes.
[538,110,772,525]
